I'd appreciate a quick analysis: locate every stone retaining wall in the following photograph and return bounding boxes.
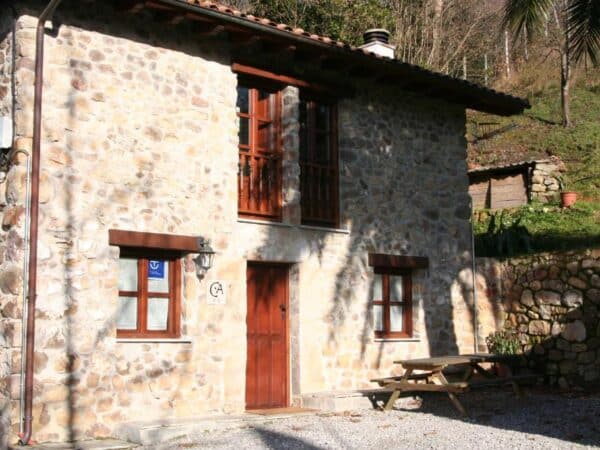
[478,248,600,388]
[530,158,563,203]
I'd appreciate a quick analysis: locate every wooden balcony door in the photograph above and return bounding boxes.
[246,263,289,410]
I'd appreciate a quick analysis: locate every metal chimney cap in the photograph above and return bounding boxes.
[363,29,390,45]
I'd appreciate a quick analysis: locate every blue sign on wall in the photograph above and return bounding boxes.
[148,260,165,279]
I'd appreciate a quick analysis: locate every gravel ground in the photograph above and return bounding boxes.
[143,389,600,450]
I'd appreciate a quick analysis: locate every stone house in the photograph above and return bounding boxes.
[0,0,528,445]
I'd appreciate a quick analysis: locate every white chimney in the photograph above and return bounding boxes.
[359,29,395,59]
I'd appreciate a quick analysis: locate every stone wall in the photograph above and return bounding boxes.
[530,158,563,203]
[478,248,600,388]
[0,1,482,444]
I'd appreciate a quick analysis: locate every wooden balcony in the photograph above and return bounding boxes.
[238,152,282,220]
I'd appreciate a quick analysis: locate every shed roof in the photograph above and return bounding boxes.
[131,0,530,115]
[467,158,562,176]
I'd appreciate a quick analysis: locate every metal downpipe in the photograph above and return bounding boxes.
[470,203,479,353]
[19,0,63,445]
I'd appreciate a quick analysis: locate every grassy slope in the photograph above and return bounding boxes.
[468,68,600,256]
[473,200,600,256]
[467,72,600,199]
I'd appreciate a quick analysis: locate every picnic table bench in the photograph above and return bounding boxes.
[370,354,538,416]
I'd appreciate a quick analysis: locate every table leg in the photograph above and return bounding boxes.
[462,365,475,382]
[436,371,468,417]
[383,389,401,411]
[501,366,525,398]
[473,363,495,379]
[383,368,413,411]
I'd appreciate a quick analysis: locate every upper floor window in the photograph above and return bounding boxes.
[299,96,338,227]
[237,81,283,221]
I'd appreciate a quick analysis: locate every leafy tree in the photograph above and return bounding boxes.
[248,0,395,45]
[503,0,600,127]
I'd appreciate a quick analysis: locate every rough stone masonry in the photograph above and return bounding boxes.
[0,1,497,444]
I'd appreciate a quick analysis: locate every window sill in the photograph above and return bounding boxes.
[373,338,420,343]
[116,338,192,344]
[298,224,350,234]
[237,218,293,228]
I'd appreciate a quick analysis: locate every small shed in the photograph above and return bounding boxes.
[468,158,563,209]
[468,162,532,210]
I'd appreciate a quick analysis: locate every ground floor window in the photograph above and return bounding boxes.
[368,253,428,339]
[372,269,412,338]
[117,251,181,339]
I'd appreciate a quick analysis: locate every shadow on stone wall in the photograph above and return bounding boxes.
[7,0,488,444]
[6,2,216,442]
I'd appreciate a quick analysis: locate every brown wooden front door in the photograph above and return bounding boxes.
[246,263,289,410]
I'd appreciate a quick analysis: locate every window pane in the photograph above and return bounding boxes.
[373,304,383,331]
[147,260,169,293]
[372,275,383,301]
[316,133,330,162]
[257,120,273,150]
[119,258,138,291]
[390,276,404,301]
[256,89,272,118]
[237,86,249,114]
[117,296,137,330]
[239,117,249,147]
[147,297,169,330]
[390,305,404,332]
[315,103,330,131]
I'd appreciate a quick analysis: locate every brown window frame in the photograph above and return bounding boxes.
[117,248,181,339]
[237,77,283,221]
[372,268,413,339]
[299,94,339,227]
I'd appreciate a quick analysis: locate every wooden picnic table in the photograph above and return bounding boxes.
[371,353,535,416]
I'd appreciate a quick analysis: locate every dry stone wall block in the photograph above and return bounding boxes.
[535,290,561,306]
[561,321,587,342]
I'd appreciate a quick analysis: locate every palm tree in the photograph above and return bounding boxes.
[503,0,600,127]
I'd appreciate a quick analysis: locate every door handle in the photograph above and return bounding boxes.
[279,304,286,319]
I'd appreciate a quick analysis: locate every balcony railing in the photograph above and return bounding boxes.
[300,162,337,226]
[238,152,282,220]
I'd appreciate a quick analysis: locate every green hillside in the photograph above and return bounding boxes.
[467,73,600,200]
[468,69,600,256]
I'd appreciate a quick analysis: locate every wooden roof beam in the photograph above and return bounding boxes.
[262,41,297,57]
[116,1,146,13]
[191,22,226,37]
[165,12,186,25]
[229,33,263,51]
[145,0,177,11]
[320,57,346,71]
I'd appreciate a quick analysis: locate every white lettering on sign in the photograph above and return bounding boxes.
[207,280,227,305]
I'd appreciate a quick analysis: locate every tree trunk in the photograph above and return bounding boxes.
[428,0,444,68]
[504,30,511,79]
[484,53,488,85]
[561,1,571,128]
[561,51,571,127]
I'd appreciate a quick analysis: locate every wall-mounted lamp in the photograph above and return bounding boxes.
[195,238,215,275]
